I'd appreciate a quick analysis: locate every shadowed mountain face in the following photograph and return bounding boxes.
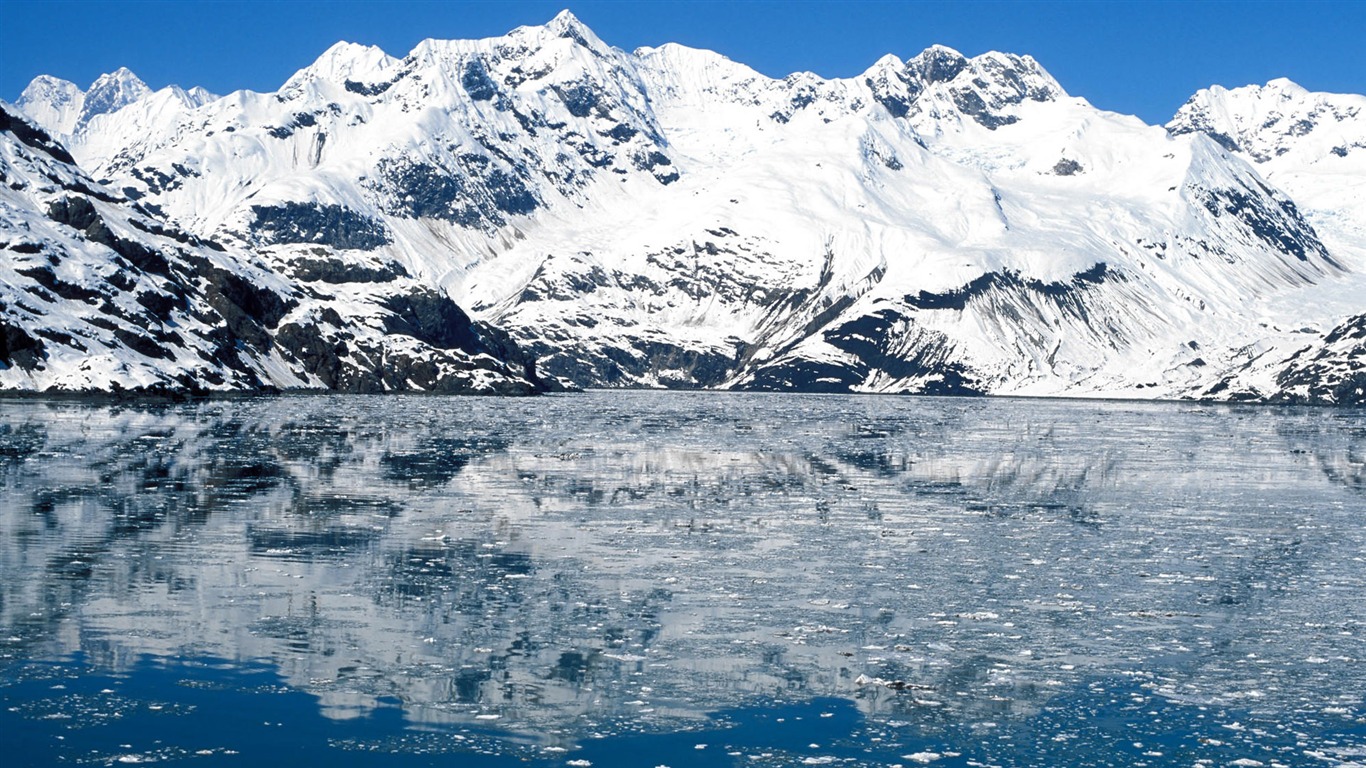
[1,392,1362,756]
[11,12,1365,403]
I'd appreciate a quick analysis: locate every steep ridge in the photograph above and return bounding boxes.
[1169,80,1366,403]
[12,11,1365,403]
[0,104,549,395]
[1169,78,1366,259]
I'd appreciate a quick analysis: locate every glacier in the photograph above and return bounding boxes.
[7,10,1365,402]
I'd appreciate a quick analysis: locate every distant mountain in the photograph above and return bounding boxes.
[1168,78,1366,259]
[0,104,550,395]
[10,11,1365,402]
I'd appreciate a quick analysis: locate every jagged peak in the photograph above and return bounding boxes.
[972,50,1060,84]
[1168,76,1366,161]
[861,53,907,78]
[906,44,969,84]
[1174,77,1362,116]
[1170,78,1356,129]
[77,67,152,124]
[17,75,83,121]
[507,8,611,53]
[19,74,82,99]
[88,67,150,94]
[548,8,585,31]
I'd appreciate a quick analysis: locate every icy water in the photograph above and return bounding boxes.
[0,392,1362,767]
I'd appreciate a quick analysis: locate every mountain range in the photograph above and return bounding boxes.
[5,11,1363,402]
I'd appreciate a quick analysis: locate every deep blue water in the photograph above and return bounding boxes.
[1,392,1362,766]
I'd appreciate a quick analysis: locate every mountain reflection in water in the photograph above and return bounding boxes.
[0,392,1362,765]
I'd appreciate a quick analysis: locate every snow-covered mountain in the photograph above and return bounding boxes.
[10,11,1365,402]
[1168,78,1366,269]
[0,104,550,395]
[17,68,217,152]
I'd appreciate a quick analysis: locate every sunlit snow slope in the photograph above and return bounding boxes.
[13,11,1365,402]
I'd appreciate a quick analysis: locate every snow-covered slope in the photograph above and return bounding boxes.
[1167,80,1366,403]
[11,11,1365,403]
[1169,78,1366,259]
[17,68,217,157]
[0,104,549,395]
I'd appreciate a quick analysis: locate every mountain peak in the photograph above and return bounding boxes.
[509,8,610,53]
[101,66,141,81]
[1263,77,1308,97]
[1168,77,1366,162]
[549,8,584,29]
[864,53,906,73]
[79,67,152,124]
[907,44,968,84]
[17,75,82,111]
[287,40,397,90]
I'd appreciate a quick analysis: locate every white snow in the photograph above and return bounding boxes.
[8,11,1365,399]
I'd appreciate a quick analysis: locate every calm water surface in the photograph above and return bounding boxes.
[0,392,1362,767]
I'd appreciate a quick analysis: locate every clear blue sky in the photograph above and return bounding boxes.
[3,0,1363,125]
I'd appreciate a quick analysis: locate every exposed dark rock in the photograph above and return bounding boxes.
[1271,313,1366,405]
[905,262,1111,311]
[45,194,101,231]
[196,259,295,352]
[524,336,733,390]
[740,358,863,393]
[273,310,354,389]
[249,201,391,250]
[633,150,679,184]
[739,310,983,395]
[344,79,392,97]
[266,115,316,139]
[0,322,46,370]
[865,74,915,118]
[135,289,187,316]
[130,165,182,195]
[1196,181,1330,263]
[910,47,969,84]
[378,157,538,228]
[46,195,172,275]
[602,123,637,142]
[1052,158,1083,176]
[16,265,103,303]
[952,89,1018,129]
[461,60,499,102]
[287,256,408,284]
[113,327,172,360]
[381,289,478,350]
[554,81,602,118]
